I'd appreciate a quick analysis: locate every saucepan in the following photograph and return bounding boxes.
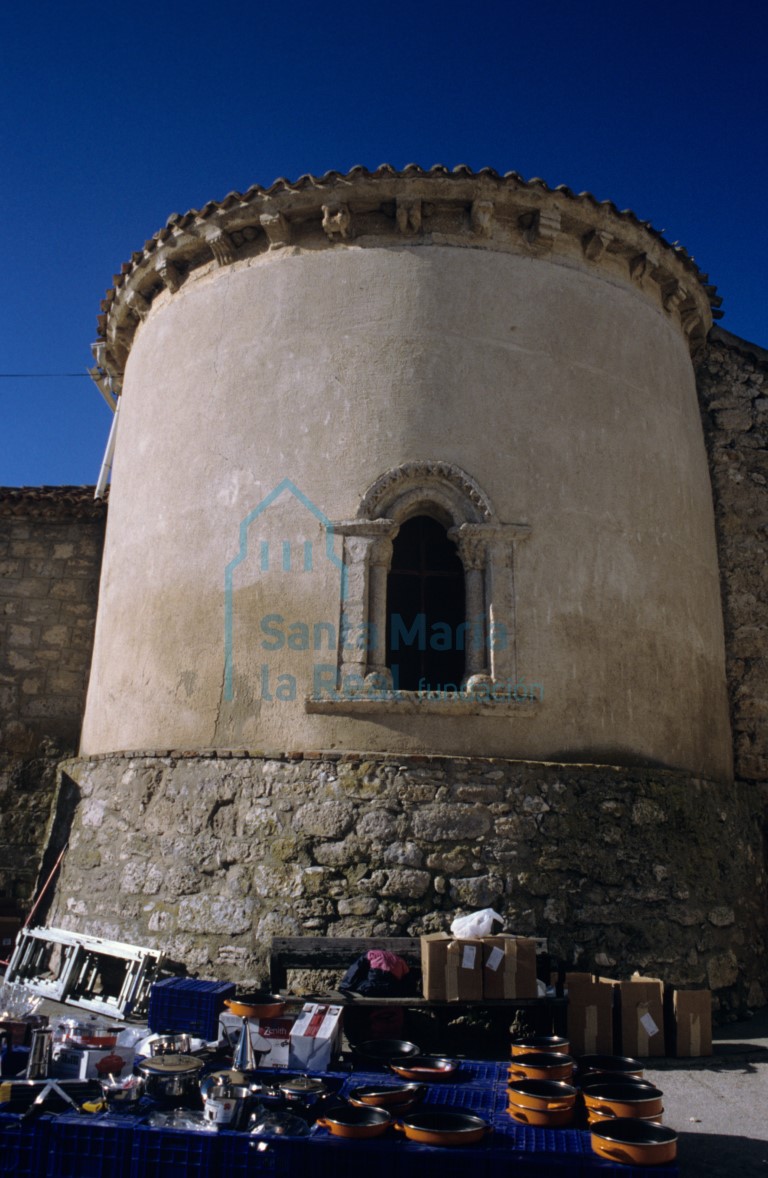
[511,1035,570,1057]
[582,1081,664,1120]
[393,1109,492,1146]
[316,1105,393,1139]
[224,992,286,1018]
[389,1056,460,1081]
[508,1051,574,1082]
[590,1118,677,1165]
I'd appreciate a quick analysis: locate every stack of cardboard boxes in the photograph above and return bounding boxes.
[566,971,712,1058]
[421,932,538,1001]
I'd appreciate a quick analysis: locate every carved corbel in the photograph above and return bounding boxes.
[396,199,422,235]
[322,204,352,240]
[582,229,612,261]
[519,207,560,246]
[203,226,236,266]
[260,211,292,248]
[155,258,181,293]
[662,281,687,313]
[125,290,151,322]
[680,308,703,337]
[629,253,651,282]
[471,200,494,238]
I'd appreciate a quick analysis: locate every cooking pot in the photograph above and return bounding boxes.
[511,1035,570,1057]
[150,1033,192,1056]
[137,1053,205,1099]
[576,1054,643,1082]
[224,992,286,1018]
[100,1076,145,1108]
[353,1039,421,1064]
[394,1110,491,1146]
[200,1068,265,1101]
[588,1105,664,1126]
[590,1118,677,1166]
[505,1078,577,1112]
[583,1082,664,1119]
[508,1052,574,1082]
[507,1100,575,1128]
[316,1105,392,1139]
[389,1056,460,1081]
[348,1082,426,1110]
[275,1074,331,1108]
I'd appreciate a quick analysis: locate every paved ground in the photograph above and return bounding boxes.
[643,1009,768,1176]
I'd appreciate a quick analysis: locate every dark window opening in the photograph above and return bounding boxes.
[386,515,466,691]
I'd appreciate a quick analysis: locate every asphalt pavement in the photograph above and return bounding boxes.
[643,1008,768,1177]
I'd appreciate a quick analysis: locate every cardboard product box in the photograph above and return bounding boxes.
[618,975,665,1057]
[421,933,484,1001]
[421,934,451,1000]
[566,972,615,1055]
[250,1016,295,1068]
[289,1003,343,1071]
[51,1044,131,1080]
[666,987,712,1057]
[483,935,538,999]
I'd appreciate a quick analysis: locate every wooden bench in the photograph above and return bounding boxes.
[269,935,566,1034]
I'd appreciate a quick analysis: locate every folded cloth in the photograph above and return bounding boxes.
[366,950,410,980]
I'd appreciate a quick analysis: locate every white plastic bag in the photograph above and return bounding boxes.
[450,908,503,938]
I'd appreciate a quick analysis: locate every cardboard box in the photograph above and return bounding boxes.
[421,934,450,1000]
[221,1013,296,1068]
[618,975,665,1057]
[289,1003,343,1071]
[666,987,712,1057]
[51,1044,131,1080]
[483,935,537,999]
[566,972,615,1055]
[420,933,484,1001]
[252,1016,295,1068]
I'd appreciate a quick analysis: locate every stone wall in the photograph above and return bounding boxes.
[0,488,105,906]
[697,328,768,784]
[49,751,766,1017]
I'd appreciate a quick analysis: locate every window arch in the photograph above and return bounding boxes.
[330,461,530,697]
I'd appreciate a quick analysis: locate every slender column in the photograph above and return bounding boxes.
[331,519,398,691]
[450,526,489,680]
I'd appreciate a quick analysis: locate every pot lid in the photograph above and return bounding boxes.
[139,1053,204,1074]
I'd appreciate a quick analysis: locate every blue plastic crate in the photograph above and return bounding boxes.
[219,1131,312,1178]
[0,1111,51,1178]
[147,977,235,1040]
[130,1122,222,1178]
[46,1112,134,1178]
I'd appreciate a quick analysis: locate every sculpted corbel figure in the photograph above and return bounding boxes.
[471,200,494,237]
[322,204,352,240]
[396,199,422,235]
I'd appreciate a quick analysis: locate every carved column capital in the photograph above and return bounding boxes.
[203,226,236,266]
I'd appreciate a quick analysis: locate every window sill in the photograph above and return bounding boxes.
[305,690,541,717]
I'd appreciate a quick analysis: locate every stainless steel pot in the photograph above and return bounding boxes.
[150,1033,192,1056]
[137,1053,205,1098]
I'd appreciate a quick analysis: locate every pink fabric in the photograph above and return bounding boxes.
[366,950,409,979]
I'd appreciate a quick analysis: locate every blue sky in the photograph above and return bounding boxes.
[1,0,766,486]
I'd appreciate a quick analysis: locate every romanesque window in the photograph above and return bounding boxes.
[318,462,532,705]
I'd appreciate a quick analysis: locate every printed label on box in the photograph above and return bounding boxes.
[640,1012,660,1037]
[486,946,504,972]
[462,945,477,970]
